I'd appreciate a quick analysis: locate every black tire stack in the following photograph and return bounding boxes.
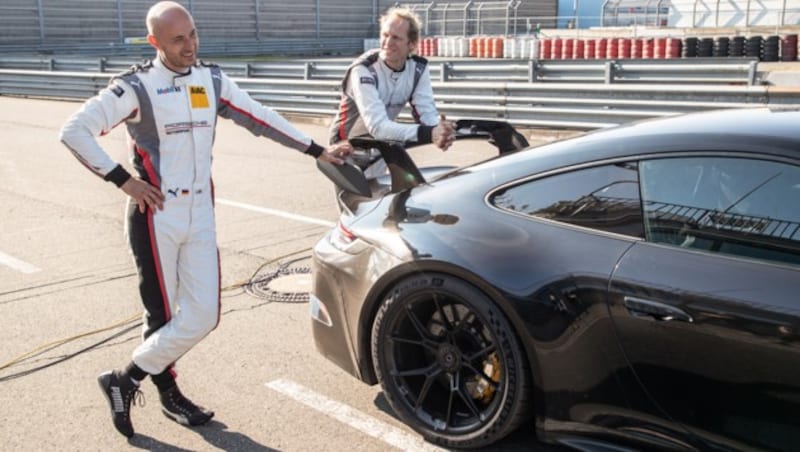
[729,36,746,57]
[697,37,714,57]
[745,35,763,59]
[683,36,698,57]
[601,33,796,62]
[762,35,780,62]
[713,36,730,57]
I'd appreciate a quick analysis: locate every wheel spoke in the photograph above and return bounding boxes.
[451,309,477,335]
[390,333,440,352]
[455,372,483,419]
[389,334,423,346]
[466,344,496,362]
[405,304,439,342]
[445,373,457,428]
[414,366,444,409]
[393,361,441,378]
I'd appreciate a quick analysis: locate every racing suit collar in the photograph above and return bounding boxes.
[381,57,406,73]
[154,56,193,81]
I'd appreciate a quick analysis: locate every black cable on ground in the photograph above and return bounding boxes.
[0,322,140,383]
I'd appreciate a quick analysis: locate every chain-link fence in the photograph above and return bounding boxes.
[0,0,557,49]
[601,0,800,28]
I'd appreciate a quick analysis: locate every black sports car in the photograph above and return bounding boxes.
[310,108,800,451]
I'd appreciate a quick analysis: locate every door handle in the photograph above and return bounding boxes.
[624,296,693,323]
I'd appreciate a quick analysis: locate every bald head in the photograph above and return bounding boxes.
[145,1,198,72]
[146,1,192,36]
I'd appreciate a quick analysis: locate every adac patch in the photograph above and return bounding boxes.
[110,84,125,98]
[359,76,376,86]
[189,85,209,108]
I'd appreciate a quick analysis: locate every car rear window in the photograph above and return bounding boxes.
[491,163,644,238]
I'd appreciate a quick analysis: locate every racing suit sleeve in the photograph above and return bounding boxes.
[217,71,324,157]
[408,67,440,127]
[347,65,431,144]
[59,80,139,187]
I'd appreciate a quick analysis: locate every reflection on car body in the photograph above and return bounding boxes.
[311,109,800,451]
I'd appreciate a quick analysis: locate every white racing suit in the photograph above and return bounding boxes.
[60,57,324,376]
[329,50,440,178]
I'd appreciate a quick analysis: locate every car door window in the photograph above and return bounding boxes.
[491,163,644,238]
[639,157,800,266]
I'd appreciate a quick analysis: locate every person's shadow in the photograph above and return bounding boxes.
[128,420,278,451]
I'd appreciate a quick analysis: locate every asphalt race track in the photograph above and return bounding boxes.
[0,96,568,451]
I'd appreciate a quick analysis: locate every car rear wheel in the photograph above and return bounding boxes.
[371,273,531,448]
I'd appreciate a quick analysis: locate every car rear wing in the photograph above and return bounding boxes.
[316,119,529,198]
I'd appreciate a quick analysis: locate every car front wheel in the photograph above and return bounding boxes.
[371,273,532,448]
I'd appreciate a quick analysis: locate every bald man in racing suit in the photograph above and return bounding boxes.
[59,1,351,439]
[329,7,454,178]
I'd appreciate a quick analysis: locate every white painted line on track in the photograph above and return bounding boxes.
[0,250,41,274]
[266,379,445,452]
[217,198,335,227]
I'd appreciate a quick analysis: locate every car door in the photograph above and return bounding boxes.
[491,160,698,448]
[608,155,800,451]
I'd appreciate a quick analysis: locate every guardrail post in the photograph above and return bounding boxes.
[305,62,314,80]
[48,58,55,71]
[99,58,107,73]
[245,63,253,78]
[528,60,538,83]
[748,60,758,86]
[604,60,616,84]
[440,62,451,82]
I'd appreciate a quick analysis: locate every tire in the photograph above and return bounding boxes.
[683,37,698,57]
[713,37,729,57]
[730,36,746,57]
[371,273,531,448]
[746,36,763,58]
[697,38,714,57]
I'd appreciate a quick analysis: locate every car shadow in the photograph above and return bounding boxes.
[373,393,567,451]
[127,419,278,451]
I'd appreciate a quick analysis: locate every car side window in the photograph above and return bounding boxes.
[639,157,800,266]
[491,163,644,238]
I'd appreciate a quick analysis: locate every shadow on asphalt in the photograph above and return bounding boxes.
[128,419,278,452]
[373,392,568,451]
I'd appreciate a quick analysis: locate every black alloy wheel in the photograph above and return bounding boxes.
[371,273,531,448]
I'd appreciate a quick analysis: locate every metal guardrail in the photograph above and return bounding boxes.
[2,68,798,130]
[0,56,763,85]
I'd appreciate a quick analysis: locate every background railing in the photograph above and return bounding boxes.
[0,56,764,85]
[2,66,797,130]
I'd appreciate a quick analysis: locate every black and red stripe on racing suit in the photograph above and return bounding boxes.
[60,57,324,376]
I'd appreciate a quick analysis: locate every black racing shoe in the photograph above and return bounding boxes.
[97,370,144,438]
[159,385,214,426]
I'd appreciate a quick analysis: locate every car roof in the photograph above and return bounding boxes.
[463,107,800,183]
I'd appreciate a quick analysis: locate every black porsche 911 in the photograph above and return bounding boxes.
[310,108,800,451]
